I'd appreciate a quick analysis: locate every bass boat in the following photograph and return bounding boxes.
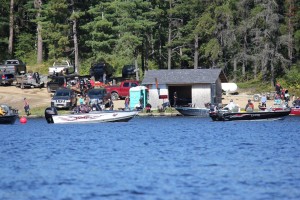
[175,106,209,117]
[45,105,138,124]
[0,104,19,125]
[209,109,291,121]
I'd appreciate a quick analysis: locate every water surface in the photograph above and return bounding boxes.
[1,116,300,199]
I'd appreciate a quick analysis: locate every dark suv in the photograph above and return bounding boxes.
[87,88,110,105]
[122,65,136,78]
[89,62,114,82]
[51,88,77,110]
[47,76,67,93]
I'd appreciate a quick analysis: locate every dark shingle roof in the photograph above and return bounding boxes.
[142,69,227,85]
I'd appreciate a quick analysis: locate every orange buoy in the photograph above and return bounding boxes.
[20,116,27,124]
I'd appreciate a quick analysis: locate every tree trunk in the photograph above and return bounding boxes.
[167,0,172,70]
[8,0,14,56]
[194,34,199,69]
[135,58,139,81]
[35,0,43,64]
[167,21,172,70]
[233,57,237,82]
[287,0,294,63]
[270,61,274,87]
[73,12,79,74]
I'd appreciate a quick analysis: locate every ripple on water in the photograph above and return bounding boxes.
[0,117,300,199]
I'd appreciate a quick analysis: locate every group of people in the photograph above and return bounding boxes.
[220,99,255,113]
[74,94,114,113]
[275,82,290,106]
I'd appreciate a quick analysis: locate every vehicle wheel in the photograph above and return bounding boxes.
[47,86,51,93]
[111,92,119,100]
[253,94,260,102]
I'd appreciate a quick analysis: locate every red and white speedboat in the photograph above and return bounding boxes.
[290,107,300,116]
[45,106,138,124]
[259,105,300,116]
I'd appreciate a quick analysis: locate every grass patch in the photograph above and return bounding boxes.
[237,79,274,94]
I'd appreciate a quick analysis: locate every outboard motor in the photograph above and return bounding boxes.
[45,107,58,123]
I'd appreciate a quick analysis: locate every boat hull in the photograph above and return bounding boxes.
[175,107,209,117]
[48,110,138,124]
[0,114,18,124]
[209,109,291,121]
[290,107,300,116]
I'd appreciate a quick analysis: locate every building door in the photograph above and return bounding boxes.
[168,85,192,106]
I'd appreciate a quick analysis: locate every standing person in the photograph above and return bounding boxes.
[107,99,114,110]
[124,96,130,110]
[261,94,267,107]
[77,94,85,105]
[79,78,85,94]
[275,82,282,95]
[173,92,177,107]
[284,89,290,106]
[24,97,30,116]
[90,78,95,88]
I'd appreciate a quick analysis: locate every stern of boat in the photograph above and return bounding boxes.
[45,107,58,123]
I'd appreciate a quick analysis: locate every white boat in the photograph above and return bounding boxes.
[45,106,138,124]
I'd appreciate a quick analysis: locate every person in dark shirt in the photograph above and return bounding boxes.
[245,99,254,112]
[275,82,282,95]
[173,92,177,107]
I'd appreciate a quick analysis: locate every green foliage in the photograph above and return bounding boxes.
[283,65,300,89]
[0,0,299,84]
[237,78,273,94]
[14,33,35,60]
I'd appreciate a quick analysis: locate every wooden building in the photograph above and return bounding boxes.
[141,69,228,109]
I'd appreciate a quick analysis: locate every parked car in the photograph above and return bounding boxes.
[122,64,136,78]
[51,88,77,110]
[48,60,74,75]
[105,80,140,100]
[0,59,27,85]
[46,76,67,93]
[87,88,110,105]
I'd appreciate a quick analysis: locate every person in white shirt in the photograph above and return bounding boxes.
[261,94,267,107]
[224,99,240,112]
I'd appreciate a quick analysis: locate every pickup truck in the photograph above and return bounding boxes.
[0,59,26,85]
[105,80,140,100]
[48,60,74,75]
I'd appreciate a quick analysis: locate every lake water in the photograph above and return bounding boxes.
[1,116,300,200]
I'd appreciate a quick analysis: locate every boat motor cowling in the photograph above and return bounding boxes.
[45,107,58,123]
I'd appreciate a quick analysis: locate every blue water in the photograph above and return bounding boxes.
[1,116,300,200]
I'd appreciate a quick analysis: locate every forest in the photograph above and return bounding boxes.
[0,0,299,87]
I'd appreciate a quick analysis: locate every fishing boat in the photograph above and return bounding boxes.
[258,104,300,116]
[209,108,291,121]
[175,106,210,117]
[44,105,138,124]
[290,107,300,116]
[0,104,19,125]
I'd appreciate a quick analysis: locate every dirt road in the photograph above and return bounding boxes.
[0,85,125,115]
